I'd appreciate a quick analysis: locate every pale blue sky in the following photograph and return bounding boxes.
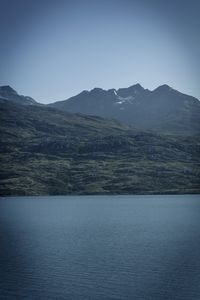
[0,0,199,103]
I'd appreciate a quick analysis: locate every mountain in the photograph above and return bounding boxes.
[0,100,199,196]
[49,84,200,135]
[2,83,199,135]
[0,85,37,105]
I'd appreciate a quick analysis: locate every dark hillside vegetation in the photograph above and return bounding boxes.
[0,100,199,195]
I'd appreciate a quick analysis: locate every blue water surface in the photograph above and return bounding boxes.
[0,195,200,299]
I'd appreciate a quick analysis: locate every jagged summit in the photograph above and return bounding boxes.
[153,84,175,93]
[49,83,200,135]
[90,87,105,94]
[0,85,18,96]
[0,85,37,105]
[83,84,145,96]
[117,83,145,98]
[128,83,144,90]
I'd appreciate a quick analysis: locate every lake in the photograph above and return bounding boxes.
[0,195,200,299]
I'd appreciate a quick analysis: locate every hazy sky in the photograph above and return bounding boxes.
[0,0,200,103]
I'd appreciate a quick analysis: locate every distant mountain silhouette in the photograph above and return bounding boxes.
[0,85,37,105]
[49,84,200,135]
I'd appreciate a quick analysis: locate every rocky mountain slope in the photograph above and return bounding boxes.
[49,84,200,135]
[0,85,37,105]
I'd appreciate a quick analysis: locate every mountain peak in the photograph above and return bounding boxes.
[0,85,18,95]
[89,88,108,97]
[153,84,174,93]
[91,87,104,93]
[117,83,145,98]
[0,85,37,105]
[129,83,144,90]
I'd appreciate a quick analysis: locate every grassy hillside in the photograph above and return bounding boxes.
[0,100,199,195]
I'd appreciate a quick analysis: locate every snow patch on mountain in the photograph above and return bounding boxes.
[115,95,136,105]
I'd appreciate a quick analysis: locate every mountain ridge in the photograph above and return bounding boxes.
[0,85,38,105]
[48,84,200,135]
[1,83,200,135]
